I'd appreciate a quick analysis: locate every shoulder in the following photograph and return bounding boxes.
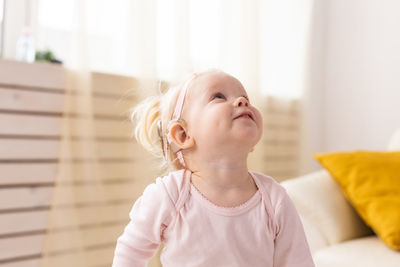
[142,169,187,208]
[250,171,290,211]
[251,171,300,231]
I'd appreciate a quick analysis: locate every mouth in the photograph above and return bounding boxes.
[234,111,254,121]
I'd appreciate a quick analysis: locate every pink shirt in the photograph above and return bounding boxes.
[112,170,314,267]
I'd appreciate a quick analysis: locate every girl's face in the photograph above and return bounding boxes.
[183,72,263,155]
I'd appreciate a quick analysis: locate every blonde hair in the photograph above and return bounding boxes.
[130,79,190,171]
[131,70,223,171]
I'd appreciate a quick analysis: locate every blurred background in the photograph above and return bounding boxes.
[0,0,399,266]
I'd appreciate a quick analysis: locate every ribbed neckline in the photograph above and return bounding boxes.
[189,172,262,216]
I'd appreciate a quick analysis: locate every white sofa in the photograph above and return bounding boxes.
[281,129,400,267]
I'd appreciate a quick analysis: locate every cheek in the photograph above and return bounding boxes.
[254,109,263,125]
[190,112,226,143]
[186,113,211,141]
[254,109,264,136]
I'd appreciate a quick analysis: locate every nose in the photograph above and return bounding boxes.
[234,96,249,107]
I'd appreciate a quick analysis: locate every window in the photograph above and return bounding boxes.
[7,0,312,98]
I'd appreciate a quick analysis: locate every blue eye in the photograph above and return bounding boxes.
[212,93,226,100]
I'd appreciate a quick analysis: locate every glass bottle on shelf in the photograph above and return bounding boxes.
[16,27,35,63]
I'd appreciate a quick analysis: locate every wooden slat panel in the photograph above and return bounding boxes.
[263,118,299,129]
[0,204,131,235]
[1,258,40,267]
[263,130,300,141]
[0,114,62,136]
[95,141,141,159]
[86,248,115,267]
[263,161,299,172]
[55,161,151,182]
[260,96,301,182]
[0,114,131,137]
[0,139,60,159]
[0,187,53,210]
[263,139,298,146]
[0,87,137,118]
[42,224,122,252]
[0,224,122,261]
[264,96,299,113]
[0,62,160,267]
[0,211,49,236]
[0,235,44,261]
[48,204,132,229]
[93,120,132,138]
[262,146,299,156]
[0,139,142,159]
[40,247,114,267]
[62,140,142,160]
[97,161,157,181]
[91,72,137,96]
[0,160,155,186]
[0,163,58,185]
[0,60,66,90]
[67,119,132,138]
[0,87,64,112]
[52,183,140,206]
[0,183,146,211]
[265,170,298,180]
[93,95,136,117]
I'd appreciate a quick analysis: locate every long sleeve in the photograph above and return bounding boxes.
[273,192,315,267]
[112,178,176,267]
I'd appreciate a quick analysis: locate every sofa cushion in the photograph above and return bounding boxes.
[281,170,372,253]
[313,236,400,267]
[314,151,400,250]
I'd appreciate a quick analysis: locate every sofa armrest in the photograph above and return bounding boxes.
[388,128,400,150]
[281,170,372,253]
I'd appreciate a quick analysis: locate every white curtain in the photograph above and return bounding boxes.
[37,0,314,100]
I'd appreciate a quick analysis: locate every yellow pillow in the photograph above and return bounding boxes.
[314,151,400,250]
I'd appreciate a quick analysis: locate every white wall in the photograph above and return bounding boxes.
[302,0,400,174]
[321,0,400,152]
[304,0,400,169]
[300,0,327,173]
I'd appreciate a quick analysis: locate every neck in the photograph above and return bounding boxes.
[189,152,253,191]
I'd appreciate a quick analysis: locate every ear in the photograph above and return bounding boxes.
[169,122,195,150]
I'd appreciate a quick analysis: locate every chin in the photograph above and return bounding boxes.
[233,131,261,146]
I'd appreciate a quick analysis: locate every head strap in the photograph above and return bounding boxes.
[166,76,194,167]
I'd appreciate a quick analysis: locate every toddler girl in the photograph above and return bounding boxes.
[112,70,314,266]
